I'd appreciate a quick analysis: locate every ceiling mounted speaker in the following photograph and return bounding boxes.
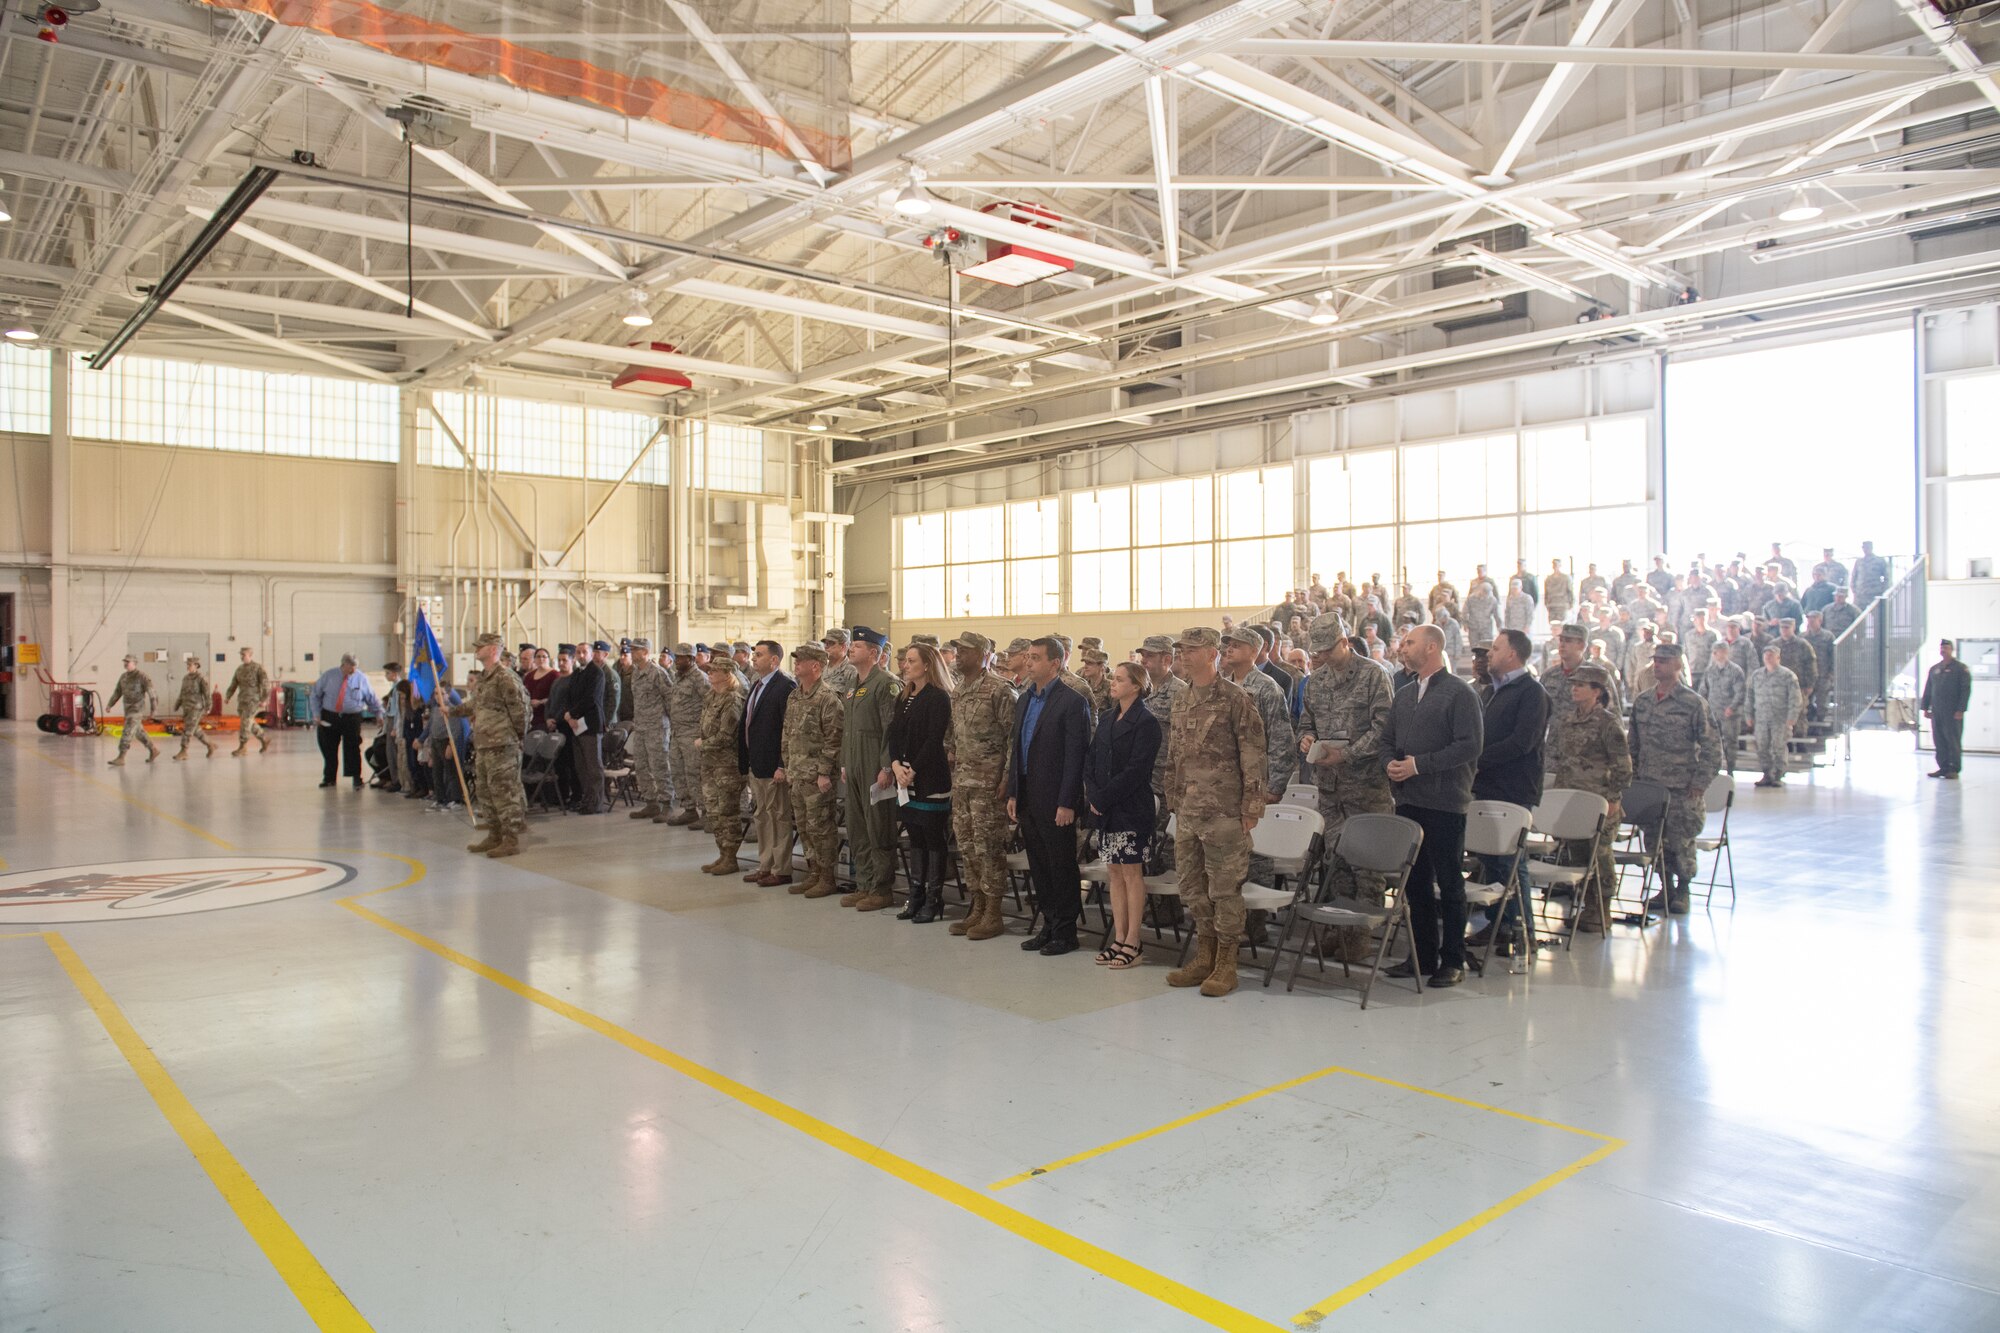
[386,97,465,148]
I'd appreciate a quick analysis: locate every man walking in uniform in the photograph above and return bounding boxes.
[625,639,675,821]
[1629,642,1722,912]
[1922,639,1973,779]
[779,644,844,897]
[946,632,1016,937]
[1162,627,1267,996]
[453,633,530,858]
[172,654,217,760]
[840,628,901,910]
[225,646,271,756]
[106,656,161,766]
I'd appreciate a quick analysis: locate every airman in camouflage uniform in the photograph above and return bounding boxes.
[1699,643,1747,774]
[106,656,159,765]
[1803,612,1837,723]
[1774,619,1817,709]
[822,628,860,701]
[697,660,749,873]
[666,645,709,825]
[1460,580,1499,648]
[1682,611,1719,686]
[1628,642,1722,913]
[1052,635,1097,732]
[1822,588,1860,638]
[225,647,271,755]
[1080,649,1112,717]
[1137,633,1187,873]
[1745,646,1804,788]
[781,644,845,897]
[625,639,675,821]
[172,655,216,759]
[1543,562,1574,628]
[1222,627,1296,797]
[1163,626,1268,998]
[946,632,1016,938]
[1547,664,1633,931]
[1296,624,1393,958]
[1852,542,1890,606]
[453,632,530,858]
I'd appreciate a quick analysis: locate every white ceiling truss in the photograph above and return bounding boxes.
[1,0,1997,469]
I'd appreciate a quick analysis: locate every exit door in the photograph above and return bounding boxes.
[1954,638,1997,755]
[127,634,213,713]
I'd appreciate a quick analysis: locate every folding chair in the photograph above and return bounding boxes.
[1523,789,1612,948]
[1460,800,1534,976]
[599,724,637,808]
[1281,783,1320,809]
[1265,813,1424,1009]
[1242,805,1324,961]
[1691,773,1737,907]
[521,729,567,812]
[1608,779,1670,924]
[1140,815,1187,949]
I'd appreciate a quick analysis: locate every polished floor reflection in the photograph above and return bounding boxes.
[2,725,1996,1332]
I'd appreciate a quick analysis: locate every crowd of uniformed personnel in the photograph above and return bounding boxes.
[124,538,1952,990]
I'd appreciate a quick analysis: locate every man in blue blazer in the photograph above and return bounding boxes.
[1006,635,1091,956]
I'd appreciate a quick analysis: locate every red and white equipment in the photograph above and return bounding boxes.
[959,202,1075,287]
[610,342,694,396]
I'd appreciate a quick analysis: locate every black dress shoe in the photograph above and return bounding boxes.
[1428,965,1466,988]
[1039,936,1078,957]
[1383,958,1418,979]
[1943,772,1959,780]
[319,778,335,788]
[352,778,364,789]
[1020,928,1052,952]
[1928,769,1944,778]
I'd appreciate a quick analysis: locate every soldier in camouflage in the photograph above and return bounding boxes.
[171,654,216,760]
[1296,625,1394,959]
[1822,587,1860,638]
[1852,541,1890,607]
[1745,644,1804,789]
[666,644,708,826]
[1627,642,1722,913]
[1051,635,1097,731]
[1080,648,1112,717]
[1163,626,1267,998]
[624,639,675,821]
[1773,618,1817,710]
[780,644,844,897]
[839,628,901,910]
[946,632,1016,938]
[452,632,531,858]
[1682,609,1719,688]
[1221,627,1296,798]
[822,629,860,701]
[1803,611,1837,723]
[1541,624,1589,730]
[225,646,271,756]
[697,659,749,873]
[1700,642,1747,774]
[106,655,160,765]
[1543,560,1574,628]
[1137,633,1187,874]
[1547,664,1633,932]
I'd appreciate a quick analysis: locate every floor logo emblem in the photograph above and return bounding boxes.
[0,858,357,923]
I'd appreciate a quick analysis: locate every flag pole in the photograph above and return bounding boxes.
[432,680,478,827]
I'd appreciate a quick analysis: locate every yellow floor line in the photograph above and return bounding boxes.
[2,735,235,851]
[1,931,49,942]
[994,1062,1617,1190]
[339,891,1286,1333]
[1289,1139,1627,1327]
[41,933,372,1332]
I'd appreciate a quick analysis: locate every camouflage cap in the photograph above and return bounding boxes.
[1559,622,1588,642]
[731,641,752,654]
[630,637,653,650]
[792,643,828,663]
[1222,626,1263,649]
[1081,648,1109,664]
[911,633,941,647]
[1137,633,1175,654]
[821,627,851,645]
[1308,622,1343,651]
[1004,636,1034,655]
[1078,636,1104,651]
[1178,626,1222,649]
[1779,617,1797,628]
[474,631,505,649]
[674,642,696,656]
[1652,641,1684,659]
[704,658,738,676]
[1573,664,1613,690]
[951,631,995,654]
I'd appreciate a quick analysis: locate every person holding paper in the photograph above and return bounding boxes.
[1296,625,1394,960]
[565,640,609,814]
[839,628,903,911]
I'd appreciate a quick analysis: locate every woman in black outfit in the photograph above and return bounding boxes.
[1084,662,1162,968]
[886,642,955,924]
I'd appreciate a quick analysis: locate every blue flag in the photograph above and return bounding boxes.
[410,609,446,703]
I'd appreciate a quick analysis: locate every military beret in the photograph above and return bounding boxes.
[474,632,505,649]
[592,641,613,653]
[1559,623,1588,642]
[1137,633,1176,654]
[1573,664,1613,690]
[1222,626,1263,649]
[1308,622,1343,651]
[1004,637,1033,655]
[557,643,577,655]
[852,626,889,648]
[1179,626,1222,649]
[1652,641,1684,659]
[821,627,851,645]
[694,642,710,653]
[629,637,652,650]
[672,642,693,656]
[792,643,828,662]
[951,631,995,654]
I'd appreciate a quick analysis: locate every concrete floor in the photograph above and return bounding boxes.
[2,722,1996,1332]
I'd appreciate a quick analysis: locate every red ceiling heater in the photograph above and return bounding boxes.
[959,202,1075,287]
[611,342,694,395]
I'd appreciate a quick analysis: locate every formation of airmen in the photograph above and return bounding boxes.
[103,646,275,766]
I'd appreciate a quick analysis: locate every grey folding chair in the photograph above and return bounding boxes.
[1523,788,1611,948]
[1264,813,1424,1009]
[1460,800,1534,977]
[1242,805,1324,961]
[521,729,567,812]
[1609,778,1670,924]
[1691,773,1737,908]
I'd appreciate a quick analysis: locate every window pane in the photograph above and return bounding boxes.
[0,345,51,433]
[1588,417,1647,505]
[1945,373,2000,476]
[1136,545,1211,611]
[1134,476,1211,545]
[1072,550,1132,613]
[949,560,1006,617]
[1219,465,1291,538]
[1351,526,1397,585]
[900,567,945,619]
[1945,478,2000,578]
[1219,536,1289,606]
[1401,445,1438,522]
[949,505,1005,563]
[899,513,945,568]
[1071,487,1131,552]
[1010,556,1061,617]
[1009,499,1060,556]
[1525,425,1591,512]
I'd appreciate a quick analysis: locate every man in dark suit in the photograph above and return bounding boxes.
[1469,629,1549,954]
[1006,635,1091,956]
[737,640,797,886]
[565,640,610,814]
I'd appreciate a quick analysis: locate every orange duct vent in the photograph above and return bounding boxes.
[198,0,851,169]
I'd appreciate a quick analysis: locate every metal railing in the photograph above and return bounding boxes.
[1830,554,1928,738]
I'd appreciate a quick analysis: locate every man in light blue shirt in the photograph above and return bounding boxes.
[310,653,381,789]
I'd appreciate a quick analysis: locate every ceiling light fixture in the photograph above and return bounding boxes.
[4,306,36,341]
[1777,188,1824,223]
[0,176,11,224]
[892,177,934,217]
[620,291,653,328]
[1009,364,1034,388]
[807,414,829,433]
[1307,291,1339,326]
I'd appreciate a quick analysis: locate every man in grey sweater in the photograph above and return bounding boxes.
[1379,624,1485,987]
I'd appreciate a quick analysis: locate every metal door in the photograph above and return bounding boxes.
[126,634,212,712]
[1958,638,1998,754]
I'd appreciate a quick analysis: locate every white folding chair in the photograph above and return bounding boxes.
[1140,815,1188,950]
[1608,779,1670,924]
[1691,773,1737,907]
[1461,800,1534,977]
[1282,783,1320,809]
[1243,805,1324,960]
[1265,813,1424,1009]
[1523,789,1611,948]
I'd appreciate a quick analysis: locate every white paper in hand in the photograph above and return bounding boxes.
[570,717,589,735]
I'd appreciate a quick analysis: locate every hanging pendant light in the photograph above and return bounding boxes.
[1009,364,1034,388]
[1307,291,1339,326]
[1777,188,1823,223]
[621,290,654,328]
[3,306,36,341]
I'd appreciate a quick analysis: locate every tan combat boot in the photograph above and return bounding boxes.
[1167,932,1218,988]
[948,893,978,936]
[108,754,126,767]
[232,743,248,757]
[630,803,661,820]
[801,869,838,899]
[173,748,190,761]
[487,834,521,858]
[1199,939,1241,997]
[965,894,1006,941]
[701,854,738,875]
[853,890,895,912]
[258,734,270,752]
[838,886,867,907]
[467,831,501,854]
